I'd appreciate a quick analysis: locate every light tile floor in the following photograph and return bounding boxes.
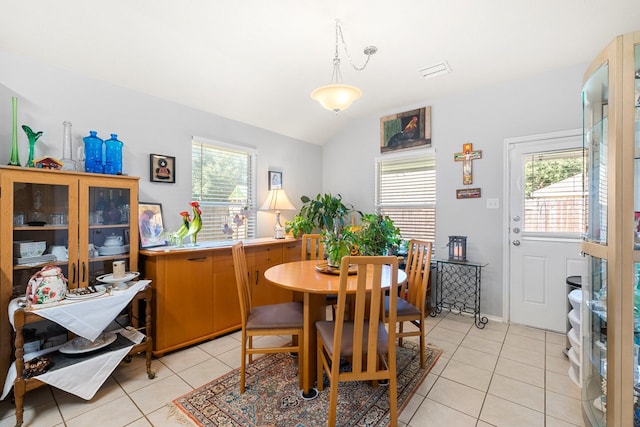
[0,313,586,426]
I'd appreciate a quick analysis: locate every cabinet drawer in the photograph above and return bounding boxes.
[247,245,283,266]
[283,240,302,262]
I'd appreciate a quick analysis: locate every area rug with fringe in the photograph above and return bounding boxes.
[170,341,441,427]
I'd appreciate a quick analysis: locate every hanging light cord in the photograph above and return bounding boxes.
[334,20,377,75]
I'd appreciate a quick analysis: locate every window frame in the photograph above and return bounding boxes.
[191,136,258,241]
[374,148,436,243]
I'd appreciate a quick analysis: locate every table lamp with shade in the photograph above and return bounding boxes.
[260,189,296,239]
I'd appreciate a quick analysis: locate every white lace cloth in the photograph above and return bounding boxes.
[1,327,143,400]
[2,280,151,400]
[8,280,149,341]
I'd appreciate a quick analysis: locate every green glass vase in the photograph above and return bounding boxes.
[22,125,43,168]
[8,97,20,166]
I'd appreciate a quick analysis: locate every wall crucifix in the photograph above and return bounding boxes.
[454,142,482,185]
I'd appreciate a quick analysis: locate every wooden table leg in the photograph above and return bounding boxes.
[302,293,326,398]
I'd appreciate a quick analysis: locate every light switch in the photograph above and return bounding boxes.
[486,198,499,209]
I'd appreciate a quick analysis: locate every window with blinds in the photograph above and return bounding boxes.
[375,151,436,243]
[192,138,257,240]
[522,148,585,235]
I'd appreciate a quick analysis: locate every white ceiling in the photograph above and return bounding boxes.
[1,1,639,145]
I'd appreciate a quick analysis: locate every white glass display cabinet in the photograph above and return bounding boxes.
[581,31,640,426]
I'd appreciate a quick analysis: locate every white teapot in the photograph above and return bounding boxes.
[104,234,123,247]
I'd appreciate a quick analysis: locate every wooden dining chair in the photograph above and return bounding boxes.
[384,239,432,368]
[300,233,324,261]
[301,233,338,319]
[231,242,304,393]
[316,255,399,427]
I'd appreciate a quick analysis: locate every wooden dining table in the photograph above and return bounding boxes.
[263,259,407,398]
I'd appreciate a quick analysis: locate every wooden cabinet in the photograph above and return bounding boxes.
[151,252,214,352]
[0,166,139,388]
[581,31,640,426]
[212,251,240,333]
[140,238,300,355]
[247,244,285,306]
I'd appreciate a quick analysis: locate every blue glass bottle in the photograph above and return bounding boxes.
[83,131,104,173]
[104,133,123,175]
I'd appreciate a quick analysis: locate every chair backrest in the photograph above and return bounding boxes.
[334,255,398,375]
[402,239,433,312]
[301,233,324,261]
[231,242,252,328]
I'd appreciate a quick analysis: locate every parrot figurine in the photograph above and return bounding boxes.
[172,211,191,246]
[186,201,203,245]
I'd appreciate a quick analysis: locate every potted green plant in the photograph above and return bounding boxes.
[322,226,357,267]
[353,213,402,256]
[286,192,356,238]
[297,193,354,231]
[284,214,314,238]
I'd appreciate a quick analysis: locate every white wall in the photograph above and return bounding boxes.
[322,63,586,319]
[1,46,587,319]
[0,49,322,234]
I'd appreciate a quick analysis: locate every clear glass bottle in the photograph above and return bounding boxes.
[59,121,76,171]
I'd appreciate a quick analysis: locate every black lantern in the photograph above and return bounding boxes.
[448,235,467,261]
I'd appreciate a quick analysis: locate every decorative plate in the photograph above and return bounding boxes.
[97,244,130,256]
[96,271,139,284]
[59,332,117,354]
[65,285,107,300]
[315,262,358,275]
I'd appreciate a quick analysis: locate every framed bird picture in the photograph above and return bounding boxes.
[380,106,431,153]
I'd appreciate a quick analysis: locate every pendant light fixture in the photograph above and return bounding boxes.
[311,19,377,113]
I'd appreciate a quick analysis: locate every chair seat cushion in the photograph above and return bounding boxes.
[316,320,389,355]
[247,301,304,330]
[384,296,421,317]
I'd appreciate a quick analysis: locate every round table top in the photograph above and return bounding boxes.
[264,260,407,295]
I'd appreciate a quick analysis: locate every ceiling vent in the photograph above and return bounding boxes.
[418,61,452,79]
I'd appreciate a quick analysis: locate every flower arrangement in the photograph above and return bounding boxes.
[169,201,203,246]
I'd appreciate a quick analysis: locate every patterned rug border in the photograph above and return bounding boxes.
[171,341,442,427]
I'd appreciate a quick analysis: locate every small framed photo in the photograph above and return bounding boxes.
[268,171,282,190]
[150,154,175,183]
[138,202,167,248]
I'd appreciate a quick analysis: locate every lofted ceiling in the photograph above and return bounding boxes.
[1,0,639,145]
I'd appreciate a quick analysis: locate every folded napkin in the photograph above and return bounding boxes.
[8,280,150,341]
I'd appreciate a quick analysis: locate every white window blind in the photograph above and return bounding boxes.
[522,148,585,235]
[192,138,257,240]
[375,151,436,242]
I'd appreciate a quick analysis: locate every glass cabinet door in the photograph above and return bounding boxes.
[11,179,78,296]
[584,63,608,246]
[584,256,608,426]
[84,185,132,285]
[582,57,609,427]
[632,40,640,427]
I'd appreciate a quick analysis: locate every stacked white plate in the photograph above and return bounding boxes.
[567,288,583,388]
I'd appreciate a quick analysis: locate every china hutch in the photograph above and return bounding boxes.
[0,166,139,387]
[581,30,640,426]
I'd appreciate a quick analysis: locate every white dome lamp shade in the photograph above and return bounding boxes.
[311,84,362,113]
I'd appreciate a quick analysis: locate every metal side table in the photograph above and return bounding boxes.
[430,259,488,328]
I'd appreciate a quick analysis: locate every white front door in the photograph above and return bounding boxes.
[506,130,585,332]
